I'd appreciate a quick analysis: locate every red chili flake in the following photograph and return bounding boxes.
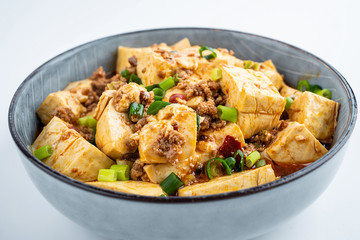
[169,94,186,103]
[218,135,242,158]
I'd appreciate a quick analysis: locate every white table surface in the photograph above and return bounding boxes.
[1,0,359,239]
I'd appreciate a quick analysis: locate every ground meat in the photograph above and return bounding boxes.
[130,159,148,181]
[135,118,148,131]
[126,138,139,152]
[52,107,77,124]
[139,91,151,106]
[72,126,94,142]
[90,67,126,98]
[196,100,218,116]
[243,143,262,156]
[153,122,186,164]
[211,119,226,129]
[176,69,193,80]
[126,56,138,75]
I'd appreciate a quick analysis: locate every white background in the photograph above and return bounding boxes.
[1,0,359,239]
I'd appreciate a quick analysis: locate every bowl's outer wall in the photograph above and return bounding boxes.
[10,28,355,239]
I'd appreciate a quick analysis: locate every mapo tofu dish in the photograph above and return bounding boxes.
[32,38,339,197]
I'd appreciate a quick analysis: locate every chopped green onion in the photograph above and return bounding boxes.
[297,80,311,92]
[90,127,96,145]
[139,84,145,88]
[34,145,53,161]
[224,157,236,169]
[310,84,322,93]
[121,69,130,78]
[234,150,244,172]
[160,172,184,195]
[245,151,261,168]
[196,114,200,131]
[78,116,97,128]
[129,74,142,85]
[217,105,238,122]
[159,77,176,91]
[129,102,144,121]
[160,194,167,197]
[211,68,222,81]
[317,88,332,99]
[206,158,232,180]
[147,101,171,115]
[173,73,180,83]
[97,169,117,182]
[110,164,130,181]
[199,46,217,60]
[244,60,253,69]
[152,88,165,101]
[252,62,260,71]
[145,84,159,92]
[285,96,294,110]
[255,159,266,168]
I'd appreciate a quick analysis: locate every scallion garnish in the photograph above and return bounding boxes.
[285,96,294,110]
[310,84,322,93]
[145,84,159,92]
[152,88,165,101]
[129,102,144,120]
[255,159,266,168]
[129,74,142,85]
[317,89,332,99]
[110,164,130,181]
[224,157,236,169]
[121,69,130,78]
[78,116,97,128]
[206,158,232,180]
[211,68,222,81]
[244,60,253,69]
[159,77,176,91]
[234,150,244,172]
[97,169,117,182]
[217,105,238,122]
[245,151,261,168]
[199,46,217,60]
[297,80,311,92]
[196,114,200,131]
[34,145,53,161]
[160,172,184,195]
[147,101,171,115]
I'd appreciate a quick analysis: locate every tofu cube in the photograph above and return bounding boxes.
[31,117,113,182]
[37,91,86,125]
[259,60,284,90]
[171,38,191,51]
[139,104,197,164]
[63,79,93,103]
[279,84,302,99]
[288,91,340,141]
[263,121,328,164]
[178,165,276,196]
[86,181,165,196]
[219,65,286,138]
[95,98,136,159]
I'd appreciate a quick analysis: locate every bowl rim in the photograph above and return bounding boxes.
[8,27,357,203]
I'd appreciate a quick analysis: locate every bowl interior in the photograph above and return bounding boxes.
[9,28,356,199]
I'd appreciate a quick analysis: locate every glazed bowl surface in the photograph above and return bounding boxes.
[8,28,357,240]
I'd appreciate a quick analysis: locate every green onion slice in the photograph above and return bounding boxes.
[145,84,160,92]
[217,105,238,122]
[199,46,217,60]
[196,114,200,131]
[211,68,222,81]
[173,73,180,83]
[206,158,232,180]
[285,96,294,110]
[147,101,171,115]
[245,151,261,168]
[297,80,311,92]
[152,87,165,101]
[317,88,332,99]
[252,62,260,71]
[234,150,244,172]
[34,145,53,161]
[224,157,236,169]
[121,69,130,78]
[78,116,97,128]
[129,74,142,85]
[129,102,144,120]
[244,60,253,69]
[97,169,117,182]
[110,164,130,181]
[310,84,322,93]
[159,77,176,91]
[160,172,184,195]
[255,159,266,168]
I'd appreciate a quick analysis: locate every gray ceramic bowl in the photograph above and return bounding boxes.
[8,28,357,240]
